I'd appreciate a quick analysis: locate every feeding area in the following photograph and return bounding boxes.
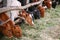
[0,0,60,40]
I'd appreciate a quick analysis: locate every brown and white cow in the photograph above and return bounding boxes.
[7,0,34,26]
[19,10,34,26]
[0,12,22,38]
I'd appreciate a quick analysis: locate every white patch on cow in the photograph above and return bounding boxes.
[9,0,21,21]
[32,21,34,25]
[43,6,47,9]
[29,14,32,18]
[50,1,52,4]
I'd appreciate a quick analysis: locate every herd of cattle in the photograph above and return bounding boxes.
[0,0,60,38]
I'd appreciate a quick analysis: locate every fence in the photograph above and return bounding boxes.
[0,0,44,13]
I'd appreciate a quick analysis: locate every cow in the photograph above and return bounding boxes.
[19,10,34,26]
[7,0,34,26]
[18,0,40,20]
[0,12,22,38]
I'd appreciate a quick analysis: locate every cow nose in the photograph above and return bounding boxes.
[31,21,35,26]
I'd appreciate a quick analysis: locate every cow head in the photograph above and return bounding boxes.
[19,10,34,26]
[44,0,52,9]
[25,13,34,26]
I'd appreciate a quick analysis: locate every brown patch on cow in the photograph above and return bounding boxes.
[0,12,9,21]
[0,12,13,38]
[19,10,28,18]
[11,25,22,38]
[37,6,45,17]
